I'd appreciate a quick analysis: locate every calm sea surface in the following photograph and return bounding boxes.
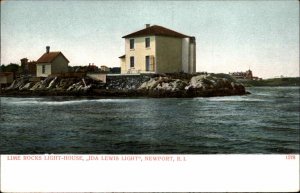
[0,87,299,154]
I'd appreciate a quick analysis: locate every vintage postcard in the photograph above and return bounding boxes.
[0,0,299,192]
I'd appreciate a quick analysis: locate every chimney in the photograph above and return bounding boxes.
[145,24,150,28]
[46,46,50,53]
[20,58,28,66]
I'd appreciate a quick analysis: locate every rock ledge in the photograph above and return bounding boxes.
[1,73,248,98]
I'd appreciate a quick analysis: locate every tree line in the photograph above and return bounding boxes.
[0,63,21,73]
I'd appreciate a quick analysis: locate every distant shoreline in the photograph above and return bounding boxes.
[239,77,300,87]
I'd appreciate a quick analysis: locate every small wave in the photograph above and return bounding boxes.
[1,97,41,102]
[254,93,272,97]
[204,133,224,139]
[204,96,266,102]
[2,98,139,106]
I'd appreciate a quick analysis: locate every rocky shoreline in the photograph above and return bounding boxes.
[0,73,249,98]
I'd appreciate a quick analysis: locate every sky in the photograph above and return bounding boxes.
[1,0,299,78]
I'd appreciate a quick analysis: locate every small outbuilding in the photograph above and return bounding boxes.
[0,72,14,88]
[36,46,69,77]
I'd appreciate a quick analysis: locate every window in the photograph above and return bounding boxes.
[145,37,150,48]
[130,56,134,68]
[130,39,134,49]
[145,56,150,71]
[42,65,46,74]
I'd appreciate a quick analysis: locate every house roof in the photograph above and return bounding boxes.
[122,25,190,38]
[37,52,70,63]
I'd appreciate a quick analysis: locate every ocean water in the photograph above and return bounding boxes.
[0,87,299,154]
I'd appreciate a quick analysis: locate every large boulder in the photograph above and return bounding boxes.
[6,78,28,90]
[30,81,45,90]
[67,82,83,91]
[187,74,215,90]
[156,79,188,91]
[47,77,59,89]
[139,77,162,90]
[57,78,77,89]
[183,73,247,96]
[231,82,245,93]
[188,74,238,90]
[66,79,92,92]
[20,82,35,90]
[139,76,188,91]
[214,78,232,89]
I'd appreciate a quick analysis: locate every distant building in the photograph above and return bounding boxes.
[36,46,69,77]
[72,64,100,73]
[229,69,255,80]
[87,63,99,72]
[119,24,196,74]
[20,58,37,76]
[0,72,14,88]
[100,65,110,72]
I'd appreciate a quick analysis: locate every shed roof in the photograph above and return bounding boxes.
[37,52,69,63]
[122,25,190,38]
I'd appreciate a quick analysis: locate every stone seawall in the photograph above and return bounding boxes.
[106,74,154,90]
